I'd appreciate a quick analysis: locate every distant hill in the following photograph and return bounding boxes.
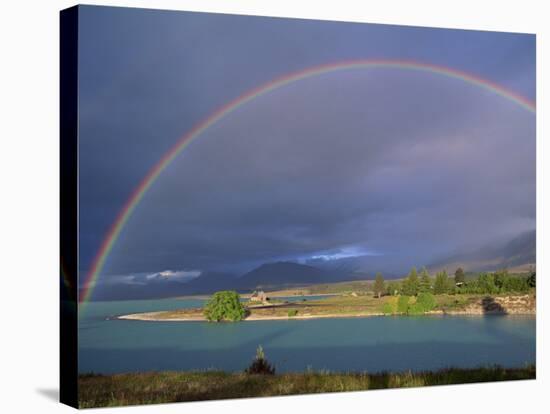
[308,255,410,279]
[84,279,190,301]
[180,271,239,294]
[430,230,535,273]
[237,261,328,289]
[86,262,329,301]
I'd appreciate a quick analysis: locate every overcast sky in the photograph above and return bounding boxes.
[77,6,535,285]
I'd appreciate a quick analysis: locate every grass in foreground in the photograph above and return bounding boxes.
[78,365,535,408]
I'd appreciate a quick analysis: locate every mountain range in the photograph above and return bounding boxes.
[85,230,535,300]
[429,229,535,273]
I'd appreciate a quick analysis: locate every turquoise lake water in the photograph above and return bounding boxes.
[78,297,536,374]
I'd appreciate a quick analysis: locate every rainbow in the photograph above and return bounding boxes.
[79,59,536,304]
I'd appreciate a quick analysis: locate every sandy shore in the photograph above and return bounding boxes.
[117,311,387,322]
[116,308,535,322]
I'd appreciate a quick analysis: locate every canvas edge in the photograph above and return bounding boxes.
[60,4,79,409]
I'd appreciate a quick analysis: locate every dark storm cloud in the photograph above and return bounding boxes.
[102,70,534,276]
[77,6,535,284]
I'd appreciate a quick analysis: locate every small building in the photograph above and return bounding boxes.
[250,290,269,302]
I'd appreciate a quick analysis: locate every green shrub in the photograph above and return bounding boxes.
[416,292,436,312]
[382,303,393,315]
[407,303,425,315]
[203,291,246,322]
[381,296,398,315]
[477,273,497,294]
[397,295,410,314]
[287,309,298,317]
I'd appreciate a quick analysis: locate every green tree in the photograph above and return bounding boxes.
[493,269,509,292]
[245,345,275,375]
[419,267,431,293]
[373,272,385,298]
[402,267,419,296]
[386,281,400,296]
[203,291,246,322]
[454,267,465,286]
[433,270,449,295]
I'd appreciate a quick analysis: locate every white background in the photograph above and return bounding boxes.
[0,0,547,412]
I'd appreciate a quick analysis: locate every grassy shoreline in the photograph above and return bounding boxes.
[79,365,535,408]
[116,293,535,322]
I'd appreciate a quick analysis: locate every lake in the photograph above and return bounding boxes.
[78,297,536,374]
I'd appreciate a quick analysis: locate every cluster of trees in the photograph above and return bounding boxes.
[373,267,535,298]
[377,267,444,297]
[382,292,437,315]
[457,269,535,294]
